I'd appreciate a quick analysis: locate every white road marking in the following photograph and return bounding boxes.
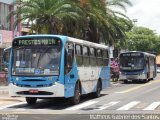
[0,102,26,110]
[117,101,140,110]
[143,102,160,110]
[95,101,120,110]
[15,108,26,111]
[115,80,160,94]
[65,101,99,110]
[115,91,126,94]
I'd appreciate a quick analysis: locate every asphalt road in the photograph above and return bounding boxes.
[1,74,160,120]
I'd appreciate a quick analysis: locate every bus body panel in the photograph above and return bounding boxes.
[78,66,100,94]
[64,61,79,98]
[119,51,156,81]
[8,35,110,99]
[100,66,110,89]
[9,82,64,97]
[119,70,147,80]
[8,35,67,97]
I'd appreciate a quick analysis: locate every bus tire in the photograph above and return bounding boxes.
[92,80,101,98]
[71,82,81,105]
[26,97,37,105]
[144,73,149,82]
[123,80,128,84]
[143,79,148,83]
[143,77,149,83]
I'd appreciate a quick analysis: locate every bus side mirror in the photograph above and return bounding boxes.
[3,52,9,66]
[4,68,8,72]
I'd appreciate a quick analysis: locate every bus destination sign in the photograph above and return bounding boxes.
[122,53,142,57]
[13,38,59,47]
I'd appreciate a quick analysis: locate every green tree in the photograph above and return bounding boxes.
[9,0,132,45]
[78,0,133,44]
[105,0,133,44]
[126,26,160,54]
[10,0,83,34]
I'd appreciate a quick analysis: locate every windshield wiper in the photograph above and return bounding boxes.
[36,46,52,68]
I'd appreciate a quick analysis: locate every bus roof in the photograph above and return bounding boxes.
[68,37,108,49]
[13,35,108,49]
[120,51,156,57]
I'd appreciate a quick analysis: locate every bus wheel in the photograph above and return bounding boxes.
[93,80,101,98]
[143,79,148,83]
[123,80,128,84]
[26,97,37,105]
[71,83,81,105]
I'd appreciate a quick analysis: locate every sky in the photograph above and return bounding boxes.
[0,0,13,4]
[126,0,160,35]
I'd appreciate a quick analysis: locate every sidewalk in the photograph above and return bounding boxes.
[0,86,25,103]
[0,86,9,95]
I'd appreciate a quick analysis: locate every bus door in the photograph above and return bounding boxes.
[64,43,78,97]
[146,57,150,78]
[154,58,157,77]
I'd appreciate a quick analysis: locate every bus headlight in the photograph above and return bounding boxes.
[13,81,17,85]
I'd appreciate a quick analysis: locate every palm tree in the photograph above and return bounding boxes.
[9,0,132,46]
[73,0,133,44]
[105,0,133,45]
[77,0,110,43]
[9,0,83,34]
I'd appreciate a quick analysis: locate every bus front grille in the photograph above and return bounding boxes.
[16,91,53,95]
[15,83,53,87]
[22,79,46,82]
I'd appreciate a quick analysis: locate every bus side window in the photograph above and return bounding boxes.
[90,47,96,66]
[75,44,83,66]
[103,49,109,66]
[65,43,74,74]
[83,46,89,66]
[97,49,103,66]
[68,49,73,67]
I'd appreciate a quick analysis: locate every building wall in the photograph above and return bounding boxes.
[0,30,12,46]
[0,0,13,72]
[0,2,12,31]
[0,1,13,45]
[156,55,160,65]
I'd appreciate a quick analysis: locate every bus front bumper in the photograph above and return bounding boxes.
[119,74,146,80]
[9,82,64,98]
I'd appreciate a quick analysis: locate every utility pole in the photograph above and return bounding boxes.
[133,19,138,26]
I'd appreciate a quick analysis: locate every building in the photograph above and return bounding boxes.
[0,0,13,72]
[0,0,14,46]
[156,55,160,65]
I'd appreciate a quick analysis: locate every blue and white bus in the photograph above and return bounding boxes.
[4,35,110,105]
[119,51,156,83]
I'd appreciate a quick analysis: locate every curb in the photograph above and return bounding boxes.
[0,90,9,95]
[0,86,8,95]
[0,97,23,102]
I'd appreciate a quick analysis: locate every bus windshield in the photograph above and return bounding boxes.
[12,37,62,76]
[12,46,61,76]
[120,55,144,71]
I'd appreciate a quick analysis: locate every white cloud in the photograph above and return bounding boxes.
[126,0,160,35]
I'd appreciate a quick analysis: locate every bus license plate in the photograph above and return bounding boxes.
[29,89,39,93]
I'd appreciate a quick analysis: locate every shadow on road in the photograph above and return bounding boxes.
[8,93,108,110]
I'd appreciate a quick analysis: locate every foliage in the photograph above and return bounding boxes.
[110,58,119,73]
[124,26,160,54]
[8,0,132,45]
